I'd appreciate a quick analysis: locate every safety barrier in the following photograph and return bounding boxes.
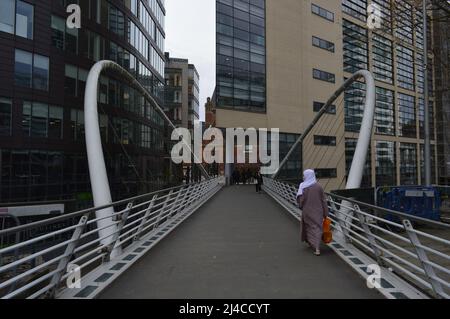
[0,178,221,299]
[263,177,450,299]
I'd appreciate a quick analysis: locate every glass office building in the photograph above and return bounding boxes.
[0,0,169,204]
[343,0,439,186]
[216,0,266,111]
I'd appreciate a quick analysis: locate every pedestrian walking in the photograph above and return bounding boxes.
[255,171,263,193]
[296,169,329,256]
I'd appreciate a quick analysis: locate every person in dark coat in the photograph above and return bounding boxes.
[296,169,329,256]
[255,171,263,193]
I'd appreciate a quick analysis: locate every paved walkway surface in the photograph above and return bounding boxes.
[100,185,381,299]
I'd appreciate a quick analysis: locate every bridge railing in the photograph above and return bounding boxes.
[0,178,220,299]
[263,177,450,299]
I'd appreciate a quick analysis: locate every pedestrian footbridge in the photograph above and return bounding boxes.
[1,178,449,299]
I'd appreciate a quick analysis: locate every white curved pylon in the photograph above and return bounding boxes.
[84,61,118,254]
[345,70,375,190]
[84,61,209,255]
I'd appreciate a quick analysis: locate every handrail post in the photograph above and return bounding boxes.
[177,185,193,214]
[327,195,351,243]
[155,190,173,228]
[403,219,445,299]
[103,202,133,262]
[354,204,384,265]
[167,189,183,219]
[45,214,89,298]
[133,195,157,242]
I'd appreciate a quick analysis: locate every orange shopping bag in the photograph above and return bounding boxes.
[322,217,333,244]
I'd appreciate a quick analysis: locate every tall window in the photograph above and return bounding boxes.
[376,141,396,186]
[51,15,79,54]
[33,54,50,91]
[343,19,368,74]
[398,93,416,138]
[400,143,417,185]
[394,0,413,44]
[372,0,392,33]
[375,87,395,135]
[14,49,32,88]
[372,34,393,84]
[15,0,34,39]
[0,98,12,136]
[345,80,366,132]
[0,0,33,39]
[70,109,85,141]
[396,45,414,90]
[108,4,125,38]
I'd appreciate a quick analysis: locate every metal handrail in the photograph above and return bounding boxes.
[0,178,220,299]
[0,181,205,237]
[262,177,450,299]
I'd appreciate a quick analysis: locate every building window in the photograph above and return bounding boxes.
[108,4,125,38]
[51,15,79,54]
[0,0,33,39]
[125,0,138,15]
[398,93,416,138]
[345,79,366,132]
[342,0,367,22]
[396,45,415,91]
[343,19,368,74]
[70,109,85,141]
[0,98,12,136]
[400,143,417,185]
[375,87,395,135]
[15,0,34,39]
[372,34,393,84]
[313,101,336,114]
[315,168,337,178]
[33,54,50,91]
[22,102,63,139]
[15,49,49,91]
[311,3,334,22]
[65,64,89,97]
[14,49,32,88]
[372,0,392,32]
[376,141,396,186]
[0,0,15,34]
[314,135,337,146]
[312,36,335,52]
[394,0,413,44]
[313,69,335,83]
[345,138,372,187]
[51,16,65,50]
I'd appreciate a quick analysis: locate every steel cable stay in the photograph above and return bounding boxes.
[97,103,147,193]
[302,95,346,174]
[301,95,345,160]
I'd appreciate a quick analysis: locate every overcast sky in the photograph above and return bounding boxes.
[165,0,216,121]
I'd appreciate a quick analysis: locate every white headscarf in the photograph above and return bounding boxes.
[296,169,317,197]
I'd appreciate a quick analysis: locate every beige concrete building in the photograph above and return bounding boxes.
[215,0,440,190]
[164,53,200,130]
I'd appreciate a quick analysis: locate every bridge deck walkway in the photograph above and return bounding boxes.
[100,185,381,299]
